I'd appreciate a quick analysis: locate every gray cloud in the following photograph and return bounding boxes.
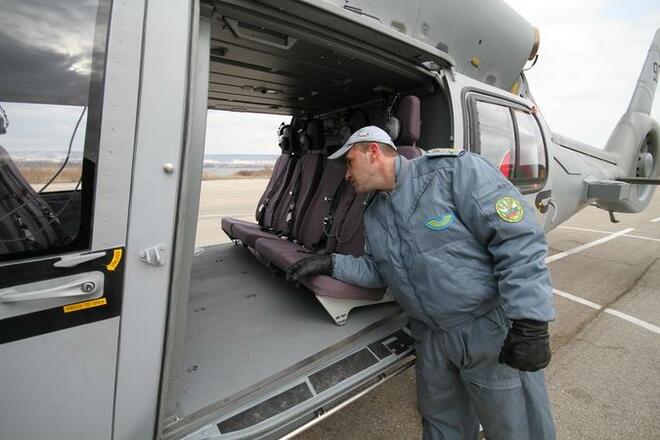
[0,0,100,106]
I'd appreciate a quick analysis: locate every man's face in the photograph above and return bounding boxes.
[344,144,377,193]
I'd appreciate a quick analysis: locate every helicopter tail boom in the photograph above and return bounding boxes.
[595,29,660,213]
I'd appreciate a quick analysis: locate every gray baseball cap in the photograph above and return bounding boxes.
[328,125,396,159]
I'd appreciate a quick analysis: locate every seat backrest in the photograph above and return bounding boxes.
[272,120,325,236]
[292,120,326,236]
[0,145,68,254]
[257,120,302,229]
[255,122,292,222]
[325,187,367,257]
[295,159,346,249]
[395,95,424,159]
[396,95,421,148]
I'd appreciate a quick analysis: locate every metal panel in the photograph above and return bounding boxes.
[112,0,194,439]
[159,11,211,432]
[91,0,146,250]
[0,318,119,440]
[210,0,436,115]
[320,0,535,90]
[290,0,454,67]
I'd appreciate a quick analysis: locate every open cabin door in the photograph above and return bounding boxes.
[0,0,143,438]
[212,0,454,83]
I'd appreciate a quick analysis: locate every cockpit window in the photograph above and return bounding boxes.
[513,109,547,181]
[469,95,548,192]
[474,101,516,179]
[0,0,111,261]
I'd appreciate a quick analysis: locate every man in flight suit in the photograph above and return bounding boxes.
[288,126,556,440]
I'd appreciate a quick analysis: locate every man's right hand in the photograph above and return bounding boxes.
[286,255,333,282]
[498,319,551,372]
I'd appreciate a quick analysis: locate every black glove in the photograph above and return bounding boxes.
[498,319,551,372]
[286,255,333,282]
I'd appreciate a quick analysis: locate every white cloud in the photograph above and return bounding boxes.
[504,0,660,147]
[1,102,86,151]
[205,110,290,155]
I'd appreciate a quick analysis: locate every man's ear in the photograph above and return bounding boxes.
[367,142,380,163]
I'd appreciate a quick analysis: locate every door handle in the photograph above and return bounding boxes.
[224,18,298,50]
[54,251,107,268]
[0,271,104,303]
[547,198,558,223]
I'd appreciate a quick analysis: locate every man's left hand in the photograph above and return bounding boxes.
[498,319,551,372]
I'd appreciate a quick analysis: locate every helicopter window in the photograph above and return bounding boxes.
[474,101,516,179]
[513,109,547,181]
[0,0,110,262]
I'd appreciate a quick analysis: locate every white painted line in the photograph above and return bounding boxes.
[545,228,635,263]
[553,289,602,310]
[558,225,612,234]
[558,226,660,243]
[553,289,660,335]
[625,234,660,243]
[604,309,660,335]
[651,216,660,223]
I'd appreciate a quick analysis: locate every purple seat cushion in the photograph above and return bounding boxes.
[255,237,311,270]
[254,237,386,301]
[221,217,254,239]
[303,275,386,301]
[230,220,280,247]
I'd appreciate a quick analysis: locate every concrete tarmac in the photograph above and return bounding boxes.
[197,181,660,440]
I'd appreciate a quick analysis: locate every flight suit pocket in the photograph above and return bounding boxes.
[408,175,465,255]
[483,306,511,332]
[461,308,521,390]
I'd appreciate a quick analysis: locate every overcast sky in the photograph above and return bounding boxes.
[1,0,658,155]
[505,0,660,148]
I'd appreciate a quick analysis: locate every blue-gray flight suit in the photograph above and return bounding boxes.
[332,151,556,440]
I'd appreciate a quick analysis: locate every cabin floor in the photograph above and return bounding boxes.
[167,242,398,419]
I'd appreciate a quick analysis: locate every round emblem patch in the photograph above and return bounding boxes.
[495,196,524,223]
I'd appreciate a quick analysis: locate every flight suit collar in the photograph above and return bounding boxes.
[393,155,410,193]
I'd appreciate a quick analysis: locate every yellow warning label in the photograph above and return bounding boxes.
[63,297,107,313]
[106,248,123,271]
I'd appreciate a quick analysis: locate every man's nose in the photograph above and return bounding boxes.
[345,169,352,181]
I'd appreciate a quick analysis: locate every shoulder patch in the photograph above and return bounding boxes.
[495,196,524,223]
[425,148,465,157]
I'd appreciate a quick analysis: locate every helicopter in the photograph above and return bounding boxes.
[0,0,657,439]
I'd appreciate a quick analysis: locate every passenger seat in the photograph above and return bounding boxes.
[271,120,325,237]
[221,120,301,246]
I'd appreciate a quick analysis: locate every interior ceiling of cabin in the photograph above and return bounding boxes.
[207,16,432,116]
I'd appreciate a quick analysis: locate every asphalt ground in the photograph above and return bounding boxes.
[197,182,660,439]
